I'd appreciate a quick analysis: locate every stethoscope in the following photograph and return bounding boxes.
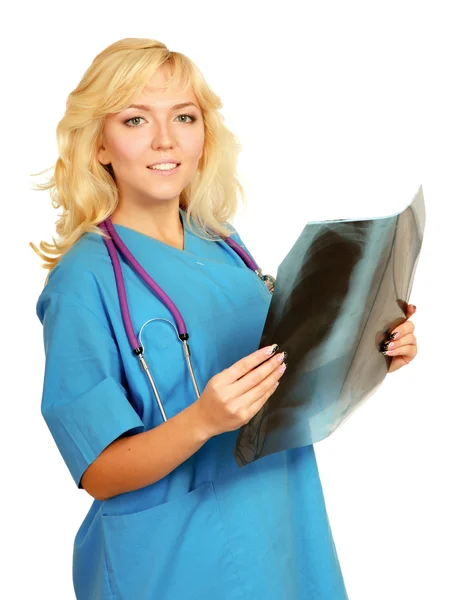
[97,215,275,423]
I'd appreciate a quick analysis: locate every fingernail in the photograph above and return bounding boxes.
[389,332,399,341]
[279,362,287,374]
[277,351,288,363]
[413,305,417,310]
[267,344,279,356]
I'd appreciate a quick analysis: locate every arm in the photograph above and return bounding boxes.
[82,341,288,501]
[39,290,282,501]
[81,402,210,501]
[38,292,211,496]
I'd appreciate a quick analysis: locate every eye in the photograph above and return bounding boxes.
[176,114,197,123]
[124,116,145,128]
[123,113,197,128]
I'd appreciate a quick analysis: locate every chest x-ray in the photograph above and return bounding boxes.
[234,186,426,467]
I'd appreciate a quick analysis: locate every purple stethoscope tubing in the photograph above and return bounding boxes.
[97,216,274,422]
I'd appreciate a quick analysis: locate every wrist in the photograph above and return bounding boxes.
[187,400,215,443]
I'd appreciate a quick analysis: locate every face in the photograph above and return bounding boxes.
[97,68,205,209]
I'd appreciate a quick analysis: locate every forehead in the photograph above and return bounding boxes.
[137,68,197,104]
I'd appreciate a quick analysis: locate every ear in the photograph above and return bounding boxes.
[97,144,111,166]
[97,129,112,166]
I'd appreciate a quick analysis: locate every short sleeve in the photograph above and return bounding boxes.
[37,291,145,488]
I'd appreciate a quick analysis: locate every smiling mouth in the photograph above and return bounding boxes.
[147,163,180,170]
[147,163,181,174]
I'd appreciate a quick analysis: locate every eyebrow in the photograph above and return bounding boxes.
[125,102,199,111]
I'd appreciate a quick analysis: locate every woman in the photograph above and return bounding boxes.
[31,38,418,599]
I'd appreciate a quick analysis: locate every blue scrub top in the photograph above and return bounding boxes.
[36,208,349,600]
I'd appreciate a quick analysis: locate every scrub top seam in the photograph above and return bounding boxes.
[48,402,91,488]
[212,490,252,600]
[102,529,121,600]
[46,290,112,332]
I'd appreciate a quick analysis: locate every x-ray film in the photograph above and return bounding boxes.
[234,186,426,467]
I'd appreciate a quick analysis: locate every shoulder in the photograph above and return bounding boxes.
[35,231,111,323]
[224,222,257,263]
[219,217,245,247]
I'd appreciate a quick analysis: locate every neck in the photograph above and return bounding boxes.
[111,201,185,250]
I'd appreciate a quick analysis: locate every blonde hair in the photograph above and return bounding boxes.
[29,38,246,285]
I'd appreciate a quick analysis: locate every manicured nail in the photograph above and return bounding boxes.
[279,362,287,373]
[277,351,288,363]
[383,350,394,355]
[389,332,399,341]
[267,344,279,356]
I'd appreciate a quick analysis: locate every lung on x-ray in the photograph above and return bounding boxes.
[234,186,426,467]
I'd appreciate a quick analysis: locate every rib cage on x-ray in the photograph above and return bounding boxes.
[234,186,425,467]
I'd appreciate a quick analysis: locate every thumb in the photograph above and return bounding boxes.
[405,303,417,320]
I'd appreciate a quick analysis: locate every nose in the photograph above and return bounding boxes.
[150,120,177,150]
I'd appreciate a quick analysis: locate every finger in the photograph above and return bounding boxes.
[220,344,281,385]
[231,351,287,398]
[382,333,416,351]
[405,303,417,320]
[388,355,412,372]
[388,319,415,341]
[241,381,279,424]
[383,343,418,359]
[238,361,287,411]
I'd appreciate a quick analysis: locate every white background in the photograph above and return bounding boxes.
[2,1,471,598]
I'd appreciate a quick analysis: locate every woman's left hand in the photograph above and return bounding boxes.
[383,304,418,374]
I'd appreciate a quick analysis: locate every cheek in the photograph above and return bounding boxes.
[180,123,205,160]
[114,139,147,166]
[106,127,148,168]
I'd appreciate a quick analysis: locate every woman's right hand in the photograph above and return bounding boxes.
[193,344,288,438]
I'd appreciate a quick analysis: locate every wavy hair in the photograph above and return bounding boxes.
[29,38,247,285]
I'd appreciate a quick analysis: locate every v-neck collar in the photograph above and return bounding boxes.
[108,209,253,272]
[112,207,192,254]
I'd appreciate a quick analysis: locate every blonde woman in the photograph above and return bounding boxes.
[31,38,402,599]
